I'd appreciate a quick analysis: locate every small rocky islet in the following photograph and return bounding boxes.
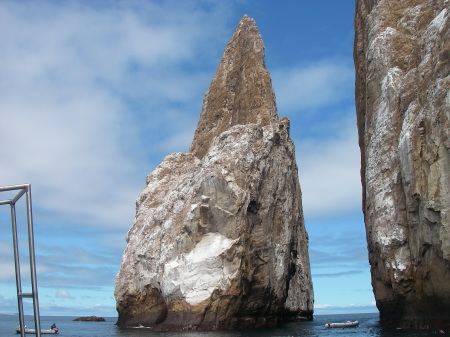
[73,316,105,322]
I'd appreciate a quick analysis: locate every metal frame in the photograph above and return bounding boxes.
[0,184,41,337]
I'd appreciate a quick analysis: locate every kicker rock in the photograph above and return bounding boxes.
[114,15,313,330]
[355,0,450,330]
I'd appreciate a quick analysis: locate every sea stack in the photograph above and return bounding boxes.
[114,15,313,330]
[355,0,450,330]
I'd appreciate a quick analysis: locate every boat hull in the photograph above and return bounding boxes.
[325,321,359,328]
[15,327,59,334]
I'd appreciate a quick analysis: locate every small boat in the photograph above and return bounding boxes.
[325,320,359,328]
[15,327,59,334]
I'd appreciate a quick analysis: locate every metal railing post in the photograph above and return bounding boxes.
[10,201,26,337]
[1,184,41,337]
[25,185,41,337]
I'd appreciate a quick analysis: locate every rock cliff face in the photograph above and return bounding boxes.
[115,15,313,330]
[355,0,450,330]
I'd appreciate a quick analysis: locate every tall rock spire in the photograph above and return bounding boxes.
[190,15,278,159]
[355,0,450,330]
[115,15,313,330]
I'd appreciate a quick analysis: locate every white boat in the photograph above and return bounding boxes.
[15,327,59,334]
[325,320,359,328]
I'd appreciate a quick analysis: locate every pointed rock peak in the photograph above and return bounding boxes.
[238,14,255,28]
[190,15,279,159]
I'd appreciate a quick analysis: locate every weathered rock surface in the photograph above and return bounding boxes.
[114,15,313,330]
[189,15,278,160]
[355,0,450,330]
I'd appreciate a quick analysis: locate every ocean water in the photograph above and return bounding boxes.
[0,313,448,337]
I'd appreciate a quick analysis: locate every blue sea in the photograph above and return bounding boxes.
[0,313,448,337]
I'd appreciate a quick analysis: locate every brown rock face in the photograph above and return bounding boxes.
[114,15,313,330]
[355,0,450,330]
[190,15,278,159]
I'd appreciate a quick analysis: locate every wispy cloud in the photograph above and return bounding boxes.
[0,295,17,314]
[0,249,118,291]
[314,302,377,314]
[55,290,73,299]
[271,57,360,217]
[272,59,354,112]
[309,232,368,265]
[315,304,333,309]
[0,1,231,230]
[18,301,117,317]
[313,270,364,278]
[0,0,369,317]
[0,1,236,315]
[296,116,361,216]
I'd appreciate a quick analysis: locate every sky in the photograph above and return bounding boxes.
[0,0,376,317]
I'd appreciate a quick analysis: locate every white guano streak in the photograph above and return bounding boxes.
[161,233,238,304]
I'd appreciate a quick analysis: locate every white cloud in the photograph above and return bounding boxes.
[0,262,15,282]
[0,1,370,318]
[38,302,117,317]
[270,58,360,217]
[272,60,354,112]
[296,116,362,216]
[0,1,230,229]
[55,290,72,299]
[315,301,377,310]
[0,1,236,315]
[314,302,377,313]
